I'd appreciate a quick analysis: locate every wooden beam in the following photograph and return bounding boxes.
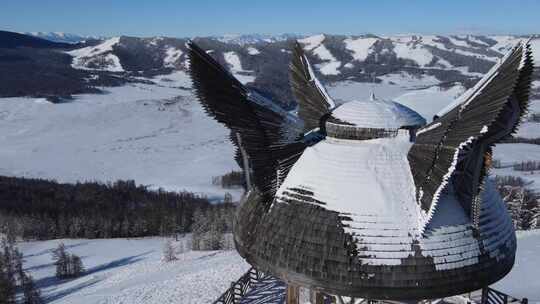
[287,284,299,304]
[310,289,325,304]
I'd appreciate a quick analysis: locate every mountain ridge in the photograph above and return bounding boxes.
[1,31,538,108]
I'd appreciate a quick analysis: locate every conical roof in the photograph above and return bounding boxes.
[330,97,426,129]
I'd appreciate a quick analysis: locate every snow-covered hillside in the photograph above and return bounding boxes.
[18,237,249,304]
[0,72,241,200]
[494,230,540,302]
[67,37,124,72]
[17,230,540,304]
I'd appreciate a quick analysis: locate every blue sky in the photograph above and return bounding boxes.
[1,0,539,37]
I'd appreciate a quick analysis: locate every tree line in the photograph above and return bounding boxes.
[0,176,235,240]
[0,234,42,304]
[494,175,539,230]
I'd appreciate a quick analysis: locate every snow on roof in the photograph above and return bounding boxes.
[330,98,426,129]
[275,133,424,242]
[344,37,378,61]
[275,136,513,267]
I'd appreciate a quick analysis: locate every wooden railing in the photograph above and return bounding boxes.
[215,275,529,304]
[213,268,263,304]
[482,287,528,304]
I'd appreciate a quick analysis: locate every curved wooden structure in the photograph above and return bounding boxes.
[188,39,533,300]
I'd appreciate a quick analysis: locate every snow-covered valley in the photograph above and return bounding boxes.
[15,231,540,304]
[0,73,242,201]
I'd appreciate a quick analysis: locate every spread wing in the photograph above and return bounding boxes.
[290,41,336,133]
[188,41,307,203]
[408,41,534,226]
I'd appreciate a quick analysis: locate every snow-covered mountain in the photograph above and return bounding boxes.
[24,31,101,44]
[212,33,304,44]
[4,31,540,107]
[18,33,535,107]
[1,30,539,200]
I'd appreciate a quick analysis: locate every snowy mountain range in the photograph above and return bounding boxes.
[24,31,102,44]
[3,31,538,108]
[1,30,539,198]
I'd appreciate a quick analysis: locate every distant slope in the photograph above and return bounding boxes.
[0,30,73,48]
[0,31,129,98]
[0,73,243,200]
[2,30,538,109]
[24,31,98,44]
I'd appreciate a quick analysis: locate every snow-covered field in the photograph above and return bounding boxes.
[17,231,540,304]
[1,66,538,200]
[19,237,249,304]
[494,230,540,302]
[0,72,242,200]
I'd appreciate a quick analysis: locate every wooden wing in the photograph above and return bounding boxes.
[188,41,307,203]
[290,41,336,133]
[408,41,534,224]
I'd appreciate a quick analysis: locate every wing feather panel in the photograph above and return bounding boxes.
[409,41,534,226]
[290,42,335,132]
[188,41,307,202]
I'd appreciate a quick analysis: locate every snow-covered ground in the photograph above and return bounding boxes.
[0,72,241,200]
[492,143,540,192]
[19,237,249,304]
[17,230,540,304]
[494,230,540,302]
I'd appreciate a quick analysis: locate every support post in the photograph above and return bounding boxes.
[310,289,325,304]
[481,287,488,304]
[287,284,299,304]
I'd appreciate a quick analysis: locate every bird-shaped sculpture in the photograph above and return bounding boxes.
[187,40,534,300]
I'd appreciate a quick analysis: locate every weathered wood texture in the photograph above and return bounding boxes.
[408,42,534,220]
[234,181,516,300]
[325,122,398,140]
[286,285,300,304]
